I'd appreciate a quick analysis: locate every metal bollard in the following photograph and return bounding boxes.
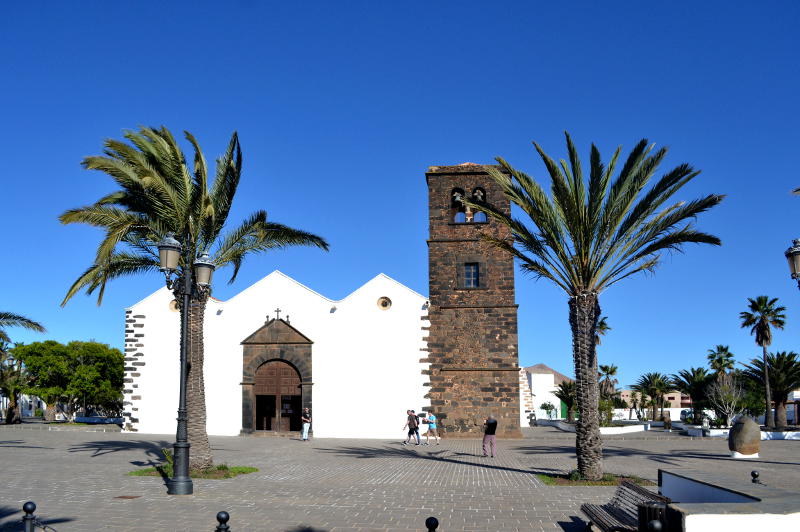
[637,501,665,532]
[425,516,439,531]
[22,501,36,532]
[215,511,230,531]
[751,470,760,484]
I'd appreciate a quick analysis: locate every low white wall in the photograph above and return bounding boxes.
[686,514,800,532]
[761,431,800,440]
[540,419,649,434]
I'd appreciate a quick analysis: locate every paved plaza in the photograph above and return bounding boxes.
[1,426,798,531]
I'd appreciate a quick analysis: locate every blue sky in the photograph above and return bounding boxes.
[2,2,799,389]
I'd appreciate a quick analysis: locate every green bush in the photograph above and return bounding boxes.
[34,408,44,417]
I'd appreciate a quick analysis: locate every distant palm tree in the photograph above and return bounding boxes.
[707,345,735,375]
[59,126,328,470]
[0,312,45,343]
[553,381,576,422]
[740,296,786,428]
[465,133,722,479]
[634,372,671,421]
[595,316,611,346]
[742,352,800,428]
[672,367,712,422]
[598,364,618,399]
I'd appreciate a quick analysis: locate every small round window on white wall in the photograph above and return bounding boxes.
[377,296,392,310]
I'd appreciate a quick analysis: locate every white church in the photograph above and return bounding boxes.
[122,164,540,439]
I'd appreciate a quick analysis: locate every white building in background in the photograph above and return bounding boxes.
[123,271,431,439]
[523,363,573,421]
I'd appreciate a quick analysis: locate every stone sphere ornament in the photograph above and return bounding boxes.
[728,416,760,458]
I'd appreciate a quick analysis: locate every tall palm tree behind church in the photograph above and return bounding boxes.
[466,132,723,479]
[740,295,785,429]
[59,126,328,470]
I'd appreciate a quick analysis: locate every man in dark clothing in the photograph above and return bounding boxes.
[482,415,497,457]
[402,409,420,445]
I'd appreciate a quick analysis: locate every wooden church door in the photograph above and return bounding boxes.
[254,360,302,431]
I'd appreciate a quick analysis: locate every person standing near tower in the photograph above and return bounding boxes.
[482,415,497,457]
[301,408,312,441]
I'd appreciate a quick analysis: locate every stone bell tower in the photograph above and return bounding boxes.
[423,163,522,438]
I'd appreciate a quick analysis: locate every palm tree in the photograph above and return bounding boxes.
[595,316,611,345]
[59,126,328,470]
[742,352,800,428]
[0,312,45,343]
[464,133,722,479]
[598,364,618,399]
[672,367,712,423]
[707,345,735,375]
[740,296,786,428]
[634,372,671,421]
[553,381,576,422]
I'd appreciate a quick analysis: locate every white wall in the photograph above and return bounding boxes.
[530,373,562,420]
[124,271,429,439]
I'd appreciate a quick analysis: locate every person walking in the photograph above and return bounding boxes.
[423,411,440,445]
[402,409,421,445]
[482,415,497,457]
[300,407,312,441]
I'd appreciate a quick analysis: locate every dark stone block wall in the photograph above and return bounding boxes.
[423,164,522,438]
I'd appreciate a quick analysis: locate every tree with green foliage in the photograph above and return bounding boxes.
[671,367,712,423]
[0,341,28,423]
[595,316,610,345]
[464,133,722,479]
[740,296,786,428]
[598,364,619,400]
[12,340,124,420]
[65,341,125,416]
[540,401,556,419]
[633,372,671,421]
[707,345,735,375]
[12,341,71,421]
[742,351,800,428]
[59,126,328,470]
[554,381,577,422]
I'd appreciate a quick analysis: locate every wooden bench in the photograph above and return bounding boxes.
[581,480,671,531]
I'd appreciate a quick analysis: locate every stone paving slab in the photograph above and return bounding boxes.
[0,426,797,531]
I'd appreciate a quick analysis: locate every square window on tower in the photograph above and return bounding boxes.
[464,263,480,288]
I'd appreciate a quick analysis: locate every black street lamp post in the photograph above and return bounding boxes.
[784,239,800,290]
[158,233,215,495]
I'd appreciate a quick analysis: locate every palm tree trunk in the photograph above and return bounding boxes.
[44,403,56,422]
[763,345,774,428]
[775,402,787,428]
[5,392,20,424]
[186,296,213,471]
[651,400,657,422]
[568,292,603,480]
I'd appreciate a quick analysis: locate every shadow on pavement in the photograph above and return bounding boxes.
[316,444,539,476]
[67,439,170,460]
[0,440,54,450]
[557,515,588,531]
[0,505,75,532]
[286,527,328,532]
[513,444,684,466]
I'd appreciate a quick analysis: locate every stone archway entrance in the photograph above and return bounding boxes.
[254,360,302,431]
[240,317,313,434]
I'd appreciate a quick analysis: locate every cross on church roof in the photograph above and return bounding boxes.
[274,308,282,320]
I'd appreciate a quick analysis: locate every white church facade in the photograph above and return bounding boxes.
[122,272,431,439]
[122,164,534,439]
